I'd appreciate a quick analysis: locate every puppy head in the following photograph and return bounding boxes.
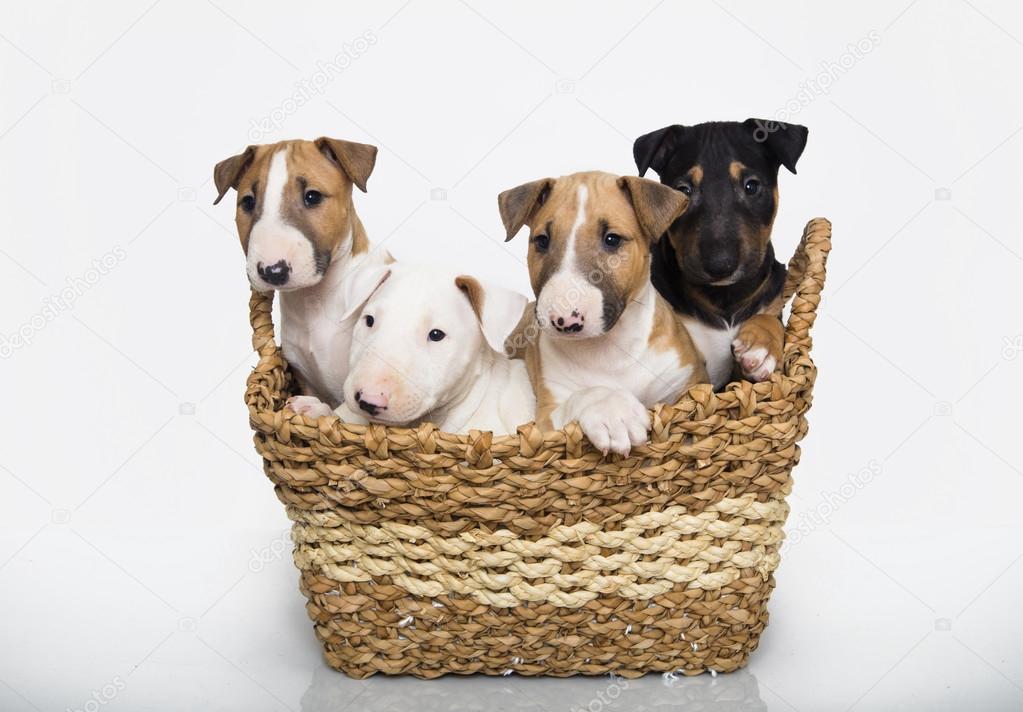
[634,119,808,286]
[343,264,526,425]
[213,137,377,292]
[499,171,687,339]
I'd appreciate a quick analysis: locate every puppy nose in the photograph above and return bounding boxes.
[354,390,389,416]
[257,260,291,286]
[703,251,738,280]
[550,309,585,334]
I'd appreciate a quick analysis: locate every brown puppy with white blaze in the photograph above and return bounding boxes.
[214,138,391,406]
[499,171,708,456]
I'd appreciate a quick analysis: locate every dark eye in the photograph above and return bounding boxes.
[675,183,693,196]
[239,195,255,213]
[603,232,623,250]
[303,189,324,207]
[743,178,761,196]
[364,315,374,327]
[532,234,550,253]
[428,329,446,342]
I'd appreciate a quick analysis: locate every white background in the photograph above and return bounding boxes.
[2,1,1022,710]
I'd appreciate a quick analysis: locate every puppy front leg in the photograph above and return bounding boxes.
[732,314,784,382]
[552,386,650,456]
[285,395,335,418]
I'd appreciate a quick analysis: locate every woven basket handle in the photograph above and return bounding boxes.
[782,217,832,350]
[249,289,277,359]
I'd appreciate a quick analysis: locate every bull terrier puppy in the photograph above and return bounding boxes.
[214,137,391,406]
[498,171,708,455]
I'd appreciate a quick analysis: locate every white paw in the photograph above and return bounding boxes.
[560,387,650,456]
[732,339,776,382]
[285,395,334,418]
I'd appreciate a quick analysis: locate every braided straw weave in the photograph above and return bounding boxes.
[244,218,832,679]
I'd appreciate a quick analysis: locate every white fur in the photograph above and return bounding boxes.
[246,147,322,291]
[278,247,391,407]
[682,316,739,389]
[544,281,695,455]
[535,185,606,339]
[289,264,534,435]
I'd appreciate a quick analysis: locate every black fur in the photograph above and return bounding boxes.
[634,119,807,326]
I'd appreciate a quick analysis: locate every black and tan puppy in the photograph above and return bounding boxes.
[633,119,808,388]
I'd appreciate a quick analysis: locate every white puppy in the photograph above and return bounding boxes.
[288,263,535,435]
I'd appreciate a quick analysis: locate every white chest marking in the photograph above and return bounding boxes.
[682,317,738,389]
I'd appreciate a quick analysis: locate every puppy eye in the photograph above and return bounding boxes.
[532,234,550,253]
[364,315,374,327]
[239,195,256,213]
[428,329,446,342]
[675,182,693,196]
[743,178,761,196]
[602,232,623,250]
[303,189,324,207]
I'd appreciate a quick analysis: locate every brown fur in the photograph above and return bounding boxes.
[498,171,706,426]
[212,137,376,262]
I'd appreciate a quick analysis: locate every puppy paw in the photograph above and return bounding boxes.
[732,338,777,382]
[285,395,334,418]
[562,387,650,456]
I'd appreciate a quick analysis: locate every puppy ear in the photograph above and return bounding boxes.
[213,147,256,205]
[633,125,684,178]
[340,264,391,320]
[455,275,529,355]
[497,178,553,241]
[744,119,809,174]
[314,137,378,192]
[618,175,689,243]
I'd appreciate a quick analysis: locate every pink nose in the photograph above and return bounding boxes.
[354,390,389,415]
[550,309,585,334]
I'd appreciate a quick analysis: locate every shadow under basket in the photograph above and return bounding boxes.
[245,218,832,679]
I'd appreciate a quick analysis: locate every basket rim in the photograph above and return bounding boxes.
[244,217,831,451]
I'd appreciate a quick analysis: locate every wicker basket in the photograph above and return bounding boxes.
[245,217,832,679]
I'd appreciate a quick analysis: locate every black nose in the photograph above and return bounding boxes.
[257,260,290,286]
[703,251,739,280]
[353,391,379,416]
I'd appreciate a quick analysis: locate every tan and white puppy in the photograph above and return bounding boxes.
[499,171,708,455]
[288,263,535,435]
[214,137,392,406]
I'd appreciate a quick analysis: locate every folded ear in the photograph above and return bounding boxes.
[618,175,689,243]
[633,124,685,178]
[340,264,391,320]
[314,137,378,192]
[744,119,808,174]
[497,178,554,241]
[455,275,529,355]
[213,146,256,205]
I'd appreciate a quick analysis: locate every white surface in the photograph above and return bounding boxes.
[2,1,1022,710]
